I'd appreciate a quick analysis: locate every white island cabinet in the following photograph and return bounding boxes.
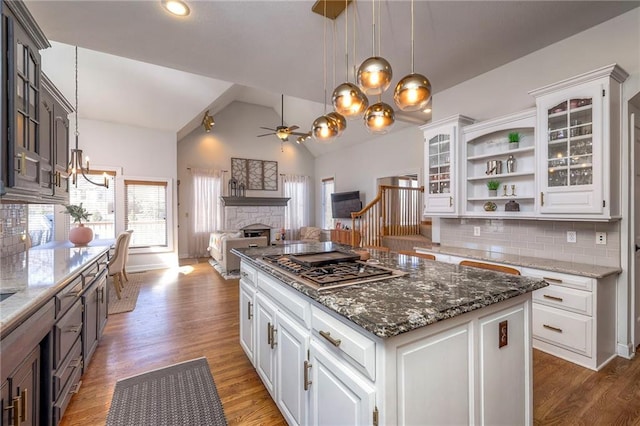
[240,259,535,425]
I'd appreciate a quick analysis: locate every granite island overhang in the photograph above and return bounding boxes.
[232,241,548,339]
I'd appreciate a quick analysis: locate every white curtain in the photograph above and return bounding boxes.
[282,174,311,240]
[189,168,224,257]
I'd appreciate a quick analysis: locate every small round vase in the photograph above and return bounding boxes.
[69,224,94,246]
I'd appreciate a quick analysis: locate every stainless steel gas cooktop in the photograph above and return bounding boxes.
[259,251,406,291]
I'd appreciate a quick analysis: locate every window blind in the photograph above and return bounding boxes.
[124,179,168,248]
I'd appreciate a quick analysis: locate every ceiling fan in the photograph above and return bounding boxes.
[257,94,311,143]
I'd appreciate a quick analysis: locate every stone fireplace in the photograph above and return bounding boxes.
[221,196,289,243]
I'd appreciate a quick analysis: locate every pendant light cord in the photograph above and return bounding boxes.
[371,0,375,57]
[344,0,348,81]
[323,0,327,114]
[411,0,414,72]
[74,46,79,140]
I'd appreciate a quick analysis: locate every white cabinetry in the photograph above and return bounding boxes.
[241,260,534,425]
[239,262,258,365]
[463,109,537,217]
[308,340,375,426]
[421,115,474,216]
[524,268,616,370]
[530,64,628,218]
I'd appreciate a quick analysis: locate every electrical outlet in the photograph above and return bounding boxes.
[566,231,577,243]
[499,320,508,348]
[596,232,607,245]
[473,226,481,236]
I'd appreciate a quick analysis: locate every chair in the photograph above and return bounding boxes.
[122,230,134,282]
[108,232,130,299]
[363,245,390,253]
[459,260,520,275]
[398,250,435,260]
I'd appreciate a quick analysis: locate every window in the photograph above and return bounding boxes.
[69,171,116,240]
[124,179,168,248]
[321,177,335,229]
[27,204,54,247]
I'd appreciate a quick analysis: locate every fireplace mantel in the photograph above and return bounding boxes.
[221,196,290,207]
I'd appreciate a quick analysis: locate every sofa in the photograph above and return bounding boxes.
[208,231,268,273]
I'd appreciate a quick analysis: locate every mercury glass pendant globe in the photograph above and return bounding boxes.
[312,115,339,143]
[394,73,432,112]
[357,57,393,96]
[364,102,395,135]
[326,112,347,137]
[331,82,369,120]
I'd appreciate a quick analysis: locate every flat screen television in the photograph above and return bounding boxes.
[331,191,362,219]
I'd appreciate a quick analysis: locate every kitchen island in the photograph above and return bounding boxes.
[233,242,547,426]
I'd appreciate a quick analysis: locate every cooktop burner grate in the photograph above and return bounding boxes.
[260,254,397,288]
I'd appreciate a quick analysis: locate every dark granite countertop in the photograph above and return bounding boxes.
[416,245,621,279]
[232,242,547,338]
[0,245,110,337]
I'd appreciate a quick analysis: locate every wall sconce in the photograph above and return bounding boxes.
[202,110,215,132]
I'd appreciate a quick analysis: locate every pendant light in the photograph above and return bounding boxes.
[68,46,108,188]
[313,1,339,143]
[331,0,368,120]
[357,0,392,96]
[394,0,431,111]
[364,96,395,134]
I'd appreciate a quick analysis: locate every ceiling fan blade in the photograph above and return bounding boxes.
[257,133,275,137]
[290,131,311,136]
[260,127,277,131]
[287,125,299,132]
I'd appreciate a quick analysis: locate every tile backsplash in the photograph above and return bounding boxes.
[440,218,620,267]
[0,204,28,258]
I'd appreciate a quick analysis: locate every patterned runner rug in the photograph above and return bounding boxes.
[106,357,227,426]
[108,271,145,314]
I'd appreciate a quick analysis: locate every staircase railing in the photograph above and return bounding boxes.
[350,185,424,248]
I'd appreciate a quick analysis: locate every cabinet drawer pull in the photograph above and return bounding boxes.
[99,287,105,303]
[543,324,563,333]
[70,380,83,394]
[540,192,544,206]
[543,294,564,302]
[449,196,453,207]
[5,396,21,426]
[19,389,27,422]
[270,326,277,349]
[543,277,563,284]
[18,153,26,176]
[303,360,312,391]
[319,330,342,347]
[267,322,272,345]
[66,325,81,333]
[247,301,253,320]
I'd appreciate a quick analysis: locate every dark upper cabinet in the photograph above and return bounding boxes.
[39,84,54,196]
[1,0,52,202]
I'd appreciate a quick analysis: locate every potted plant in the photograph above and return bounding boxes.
[62,203,94,246]
[487,180,501,197]
[508,132,520,149]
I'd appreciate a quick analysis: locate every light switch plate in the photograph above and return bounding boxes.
[473,226,481,236]
[567,231,577,243]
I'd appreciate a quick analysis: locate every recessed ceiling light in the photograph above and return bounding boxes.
[162,0,190,16]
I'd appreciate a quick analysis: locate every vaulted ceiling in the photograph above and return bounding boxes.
[25,0,639,157]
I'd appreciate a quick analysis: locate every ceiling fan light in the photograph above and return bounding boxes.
[332,83,369,120]
[326,112,347,137]
[364,102,395,135]
[312,115,339,144]
[394,73,432,112]
[276,128,289,141]
[357,57,393,96]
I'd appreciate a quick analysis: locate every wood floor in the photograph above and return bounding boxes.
[60,260,640,425]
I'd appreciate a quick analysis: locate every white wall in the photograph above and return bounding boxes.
[177,101,315,258]
[79,118,179,271]
[314,125,424,226]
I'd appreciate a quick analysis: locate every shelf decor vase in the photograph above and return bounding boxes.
[69,224,93,246]
[509,142,519,150]
[488,189,498,197]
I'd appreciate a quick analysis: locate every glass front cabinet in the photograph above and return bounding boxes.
[531,64,628,218]
[421,115,474,215]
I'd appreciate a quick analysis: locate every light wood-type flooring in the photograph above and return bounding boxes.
[60,260,640,425]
